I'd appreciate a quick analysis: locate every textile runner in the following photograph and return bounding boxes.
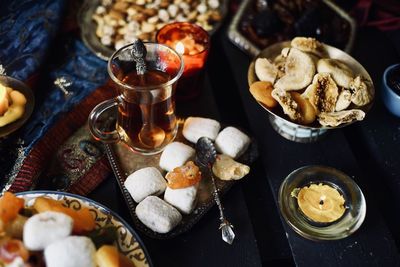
[0,0,113,194]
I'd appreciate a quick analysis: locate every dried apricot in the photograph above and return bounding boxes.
[249,81,278,108]
[0,192,24,225]
[33,197,95,233]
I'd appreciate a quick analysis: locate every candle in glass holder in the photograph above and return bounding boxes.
[156,22,210,100]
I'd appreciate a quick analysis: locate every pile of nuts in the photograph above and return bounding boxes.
[93,0,223,50]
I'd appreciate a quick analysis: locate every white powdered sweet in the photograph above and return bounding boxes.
[124,167,166,203]
[23,211,73,251]
[159,142,195,172]
[136,196,182,234]
[215,127,250,159]
[164,185,198,214]
[182,117,221,143]
[44,236,96,267]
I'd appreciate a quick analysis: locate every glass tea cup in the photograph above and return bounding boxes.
[89,42,184,155]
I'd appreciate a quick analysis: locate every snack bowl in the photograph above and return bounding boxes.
[228,0,356,57]
[0,75,35,138]
[382,63,400,117]
[15,190,153,267]
[247,41,374,143]
[78,0,228,60]
[278,165,366,241]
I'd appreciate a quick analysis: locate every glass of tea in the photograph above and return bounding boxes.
[89,42,184,155]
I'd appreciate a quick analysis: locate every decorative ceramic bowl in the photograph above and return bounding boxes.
[278,165,366,241]
[247,41,374,143]
[0,75,34,138]
[382,63,400,117]
[15,191,153,267]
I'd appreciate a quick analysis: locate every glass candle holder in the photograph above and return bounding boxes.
[156,22,210,100]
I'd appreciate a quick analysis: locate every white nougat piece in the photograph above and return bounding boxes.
[44,236,96,267]
[182,117,221,143]
[164,185,198,214]
[23,211,73,251]
[136,196,182,233]
[159,142,195,172]
[215,127,251,159]
[124,167,166,203]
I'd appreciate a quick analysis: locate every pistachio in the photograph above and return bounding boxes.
[147,15,159,24]
[158,9,170,22]
[101,35,112,46]
[187,10,198,20]
[95,6,106,14]
[208,0,219,9]
[141,21,156,33]
[167,4,178,18]
[197,3,207,14]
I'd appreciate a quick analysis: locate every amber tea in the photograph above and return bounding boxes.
[117,69,177,152]
[89,42,183,155]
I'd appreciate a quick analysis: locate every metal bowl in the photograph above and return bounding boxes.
[0,75,34,138]
[247,41,374,142]
[78,0,228,60]
[228,0,356,57]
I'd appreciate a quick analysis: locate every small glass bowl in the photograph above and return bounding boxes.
[278,165,366,241]
[0,75,35,138]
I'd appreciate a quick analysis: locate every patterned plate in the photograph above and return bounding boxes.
[15,190,153,267]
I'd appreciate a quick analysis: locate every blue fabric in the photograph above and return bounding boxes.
[0,0,65,81]
[21,40,108,148]
[0,0,108,188]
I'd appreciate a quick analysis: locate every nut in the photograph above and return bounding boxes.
[143,8,157,17]
[101,35,112,46]
[147,15,159,24]
[158,9,170,22]
[113,2,129,12]
[108,9,124,20]
[141,21,156,33]
[167,4,178,17]
[92,0,223,49]
[138,32,152,40]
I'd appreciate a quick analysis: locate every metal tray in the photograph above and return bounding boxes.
[228,0,357,57]
[105,121,258,239]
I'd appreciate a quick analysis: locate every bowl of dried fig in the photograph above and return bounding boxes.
[247,37,374,143]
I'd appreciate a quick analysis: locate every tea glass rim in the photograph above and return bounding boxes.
[107,42,184,92]
[156,22,210,56]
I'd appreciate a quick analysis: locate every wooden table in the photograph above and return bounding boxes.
[91,13,400,267]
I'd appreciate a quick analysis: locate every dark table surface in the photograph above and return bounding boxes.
[88,14,400,267]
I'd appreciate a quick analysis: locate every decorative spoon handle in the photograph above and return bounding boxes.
[54,77,73,99]
[209,167,235,245]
